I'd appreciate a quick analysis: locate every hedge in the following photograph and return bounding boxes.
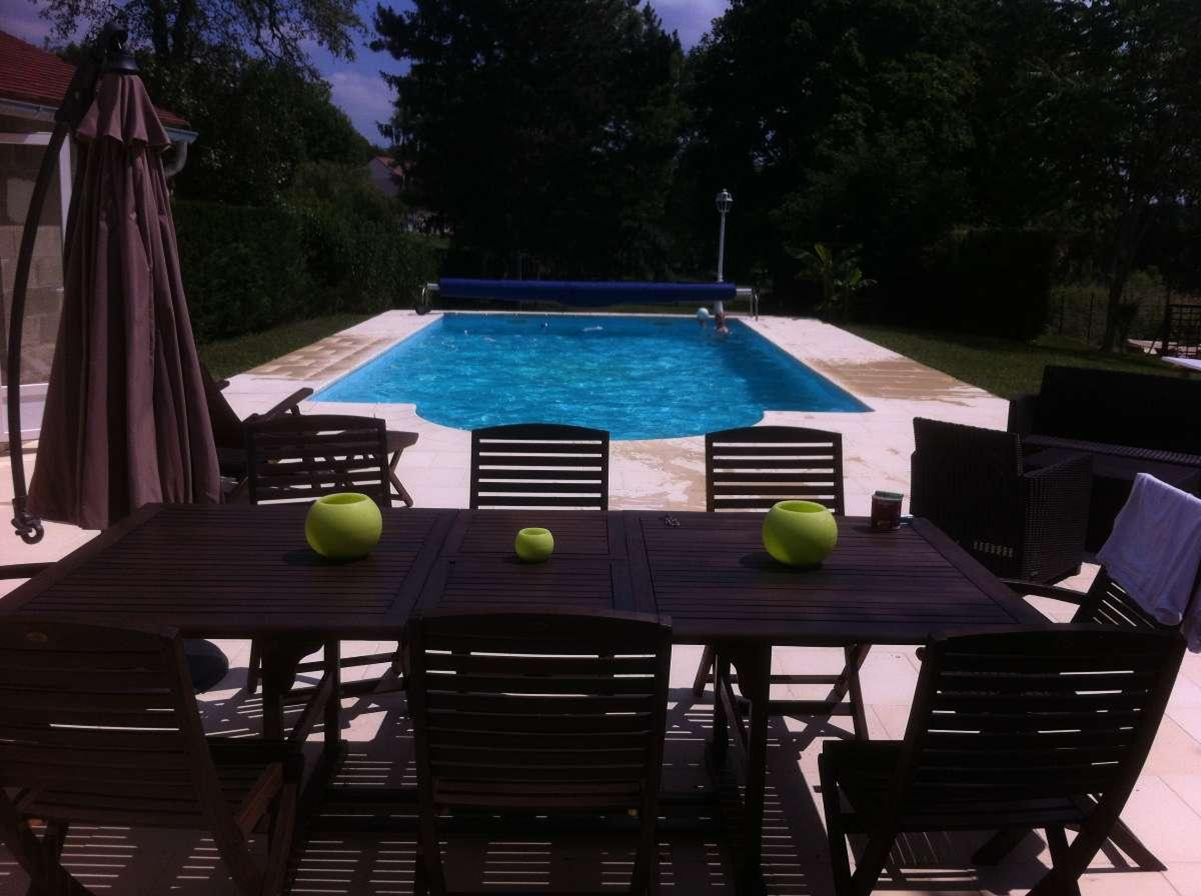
[173,194,441,344]
[173,202,311,342]
[886,229,1058,340]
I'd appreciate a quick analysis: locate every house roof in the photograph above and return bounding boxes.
[0,30,190,129]
[372,156,406,177]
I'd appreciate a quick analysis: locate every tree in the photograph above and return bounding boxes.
[680,0,986,298]
[372,0,686,278]
[36,0,362,71]
[139,50,371,205]
[996,0,1201,351]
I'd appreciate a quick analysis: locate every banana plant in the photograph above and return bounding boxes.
[789,242,877,321]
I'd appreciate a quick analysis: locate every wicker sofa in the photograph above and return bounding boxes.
[911,418,1092,583]
[1008,365,1201,464]
[1008,365,1201,550]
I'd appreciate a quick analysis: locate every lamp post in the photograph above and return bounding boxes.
[715,188,733,283]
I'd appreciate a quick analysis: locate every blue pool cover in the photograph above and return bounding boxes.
[438,278,737,307]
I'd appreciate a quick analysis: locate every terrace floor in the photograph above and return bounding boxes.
[3,311,1201,895]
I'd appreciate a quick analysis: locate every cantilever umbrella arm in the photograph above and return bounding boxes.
[5,22,131,544]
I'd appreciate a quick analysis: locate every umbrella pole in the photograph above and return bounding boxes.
[5,122,68,544]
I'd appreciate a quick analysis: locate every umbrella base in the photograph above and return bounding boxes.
[185,638,230,693]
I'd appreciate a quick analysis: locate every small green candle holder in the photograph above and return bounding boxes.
[305,493,382,560]
[761,500,838,568]
[515,527,555,562]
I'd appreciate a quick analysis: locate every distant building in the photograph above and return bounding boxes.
[367,155,406,198]
[365,154,445,234]
[0,30,196,443]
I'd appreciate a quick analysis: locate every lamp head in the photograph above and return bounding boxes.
[715,188,733,214]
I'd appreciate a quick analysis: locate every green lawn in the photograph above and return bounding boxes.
[198,313,371,379]
[844,324,1182,400]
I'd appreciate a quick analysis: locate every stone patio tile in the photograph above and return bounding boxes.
[1167,705,1201,745]
[1072,870,1179,895]
[1165,862,1201,896]
[1115,776,1201,863]
[1143,716,1201,776]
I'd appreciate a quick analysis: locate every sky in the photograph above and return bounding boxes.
[0,0,729,143]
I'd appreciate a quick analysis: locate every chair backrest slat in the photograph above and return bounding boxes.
[407,611,671,811]
[706,425,845,514]
[1074,568,1184,630]
[894,628,1182,812]
[245,414,390,506]
[470,423,610,510]
[0,620,222,823]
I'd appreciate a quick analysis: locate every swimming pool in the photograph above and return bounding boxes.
[313,314,870,440]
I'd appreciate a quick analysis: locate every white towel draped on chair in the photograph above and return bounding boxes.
[1097,473,1201,650]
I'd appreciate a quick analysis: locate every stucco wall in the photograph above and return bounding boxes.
[0,112,65,387]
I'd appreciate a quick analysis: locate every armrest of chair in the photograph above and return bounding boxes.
[1000,577,1086,606]
[0,562,52,580]
[1023,452,1092,499]
[248,388,314,422]
[1020,453,1092,580]
[1007,393,1039,436]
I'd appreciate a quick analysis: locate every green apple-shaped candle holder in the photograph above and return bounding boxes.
[515,527,554,562]
[762,500,838,568]
[305,493,382,560]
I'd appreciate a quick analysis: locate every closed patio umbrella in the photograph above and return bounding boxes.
[6,25,225,690]
[22,40,220,530]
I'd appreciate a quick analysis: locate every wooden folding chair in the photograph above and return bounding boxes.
[242,414,401,700]
[0,618,301,895]
[469,423,610,510]
[819,626,1183,896]
[406,610,672,895]
[691,425,869,737]
[976,564,1200,871]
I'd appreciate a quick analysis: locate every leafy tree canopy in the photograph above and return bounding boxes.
[990,0,1201,348]
[373,0,686,278]
[680,0,986,292]
[36,0,362,69]
[141,50,372,205]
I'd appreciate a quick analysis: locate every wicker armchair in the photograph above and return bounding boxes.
[911,418,1091,583]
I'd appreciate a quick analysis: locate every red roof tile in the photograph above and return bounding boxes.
[0,30,189,129]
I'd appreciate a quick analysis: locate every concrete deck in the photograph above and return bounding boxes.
[3,311,1201,895]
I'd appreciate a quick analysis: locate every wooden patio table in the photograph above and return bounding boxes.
[0,503,1043,894]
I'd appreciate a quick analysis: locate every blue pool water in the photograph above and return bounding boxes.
[314,314,870,440]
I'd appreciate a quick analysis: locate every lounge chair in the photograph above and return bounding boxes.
[202,363,418,506]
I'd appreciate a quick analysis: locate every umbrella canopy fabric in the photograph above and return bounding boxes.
[27,71,220,530]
